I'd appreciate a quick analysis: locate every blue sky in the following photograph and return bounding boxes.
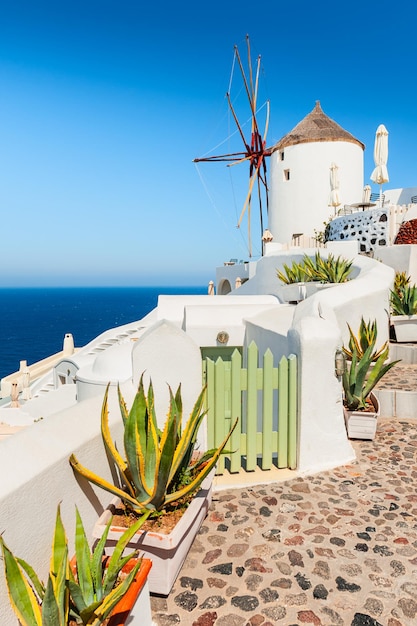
[1,0,416,287]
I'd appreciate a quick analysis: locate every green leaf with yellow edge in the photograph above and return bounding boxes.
[101,385,133,498]
[164,417,239,506]
[69,453,151,512]
[0,536,42,626]
[49,506,69,626]
[124,383,154,502]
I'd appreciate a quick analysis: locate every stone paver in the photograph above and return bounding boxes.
[151,419,417,626]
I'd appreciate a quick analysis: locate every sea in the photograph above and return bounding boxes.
[0,286,206,380]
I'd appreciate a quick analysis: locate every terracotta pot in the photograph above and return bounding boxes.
[93,471,214,596]
[107,558,152,626]
[70,556,153,625]
[343,392,380,440]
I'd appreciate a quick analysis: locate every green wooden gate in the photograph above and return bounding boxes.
[202,341,297,474]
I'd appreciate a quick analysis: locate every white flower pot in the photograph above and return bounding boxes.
[391,314,417,343]
[92,472,214,596]
[343,392,380,440]
[280,282,337,303]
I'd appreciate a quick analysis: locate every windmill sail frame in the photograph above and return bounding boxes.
[194,35,271,257]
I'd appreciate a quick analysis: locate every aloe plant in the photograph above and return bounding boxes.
[390,283,417,316]
[0,504,150,626]
[70,376,237,514]
[342,322,400,411]
[343,318,387,362]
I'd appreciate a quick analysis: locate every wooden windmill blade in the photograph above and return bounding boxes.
[234,36,261,141]
[193,35,271,257]
[194,151,251,163]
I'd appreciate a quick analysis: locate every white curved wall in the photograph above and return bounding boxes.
[268,141,364,243]
[376,244,417,285]
[288,314,355,473]
[221,249,394,351]
[76,342,134,402]
[293,254,394,350]
[132,319,203,433]
[384,187,417,205]
[0,393,128,626]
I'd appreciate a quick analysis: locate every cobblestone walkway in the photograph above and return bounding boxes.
[151,419,417,626]
[375,363,417,393]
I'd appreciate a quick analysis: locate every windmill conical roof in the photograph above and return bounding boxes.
[271,101,364,152]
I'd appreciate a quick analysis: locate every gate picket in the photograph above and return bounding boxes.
[203,341,297,474]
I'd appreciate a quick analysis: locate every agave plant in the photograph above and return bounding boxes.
[390,283,417,316]
[393,270,411,294]
[342,322,400,411]
[0,506,70,626]
[276,259,310,284]
[70,376,237,514]
[69,507,150,624]
[0,504,150,626]
[343,317,388,362]
[276,252,353,285]
[303,252,353,283]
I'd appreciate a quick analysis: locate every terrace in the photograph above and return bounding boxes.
[0,246,416,625]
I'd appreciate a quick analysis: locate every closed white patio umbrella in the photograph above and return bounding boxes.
[328,162,341,214]
[362,184,372,204]
[370,124,389,206]
[351,184,376,211]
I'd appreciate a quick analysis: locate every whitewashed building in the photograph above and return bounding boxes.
[267,101,364,244]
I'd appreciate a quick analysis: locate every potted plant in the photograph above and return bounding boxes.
[342,321,400,440]
[0,504,153,626]
[303,251,353,284]
[343,317,388,363]
[69,375,236,596]
[390,273,417,342]
[277,252,353,303]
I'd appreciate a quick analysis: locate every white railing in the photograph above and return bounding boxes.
[0,333,76,399]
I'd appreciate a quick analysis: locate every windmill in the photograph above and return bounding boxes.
[193,35,271,258]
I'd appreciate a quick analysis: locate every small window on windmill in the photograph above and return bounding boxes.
[284,169,290,181]
[279,150,284,161]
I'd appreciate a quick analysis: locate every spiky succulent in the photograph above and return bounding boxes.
[390,283,417,316]
[276,252,353,285]
[0,504,149,626]
[70,376,236,513]
[342,321,400,411]
[343,317,387,362]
